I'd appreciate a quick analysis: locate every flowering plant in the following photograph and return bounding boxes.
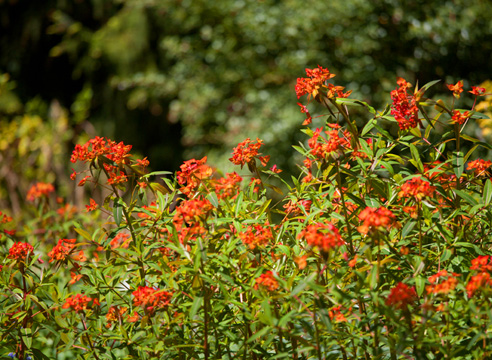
[1,66,492,359]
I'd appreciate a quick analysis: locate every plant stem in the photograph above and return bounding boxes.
[335,162,355,255]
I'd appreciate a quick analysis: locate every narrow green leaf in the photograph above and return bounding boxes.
[453,189,478,206]
[483,179,492,205]
[415,276,425,297]
[113,199,123,227]
[361,119,375,137]
[452,151,464,179]
[189,296,203,319]
[206,192,219,208]
[247,326,271,343]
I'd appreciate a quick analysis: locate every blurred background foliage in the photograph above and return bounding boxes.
[1,0,492,214]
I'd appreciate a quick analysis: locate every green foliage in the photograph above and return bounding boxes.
[2,66,492,359]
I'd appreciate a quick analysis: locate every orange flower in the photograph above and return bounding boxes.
[398,177,436,200]
[106,306,128,328]
[451,110,470,125]
[127,311,139,322]
[467,159,492,176]
[426,270,460,295]
[239,224,274,250]
[295,66,336,99]
[466,272,492,298]
[214,172,242,200]
[255,271,279,292]
[62,294,99,312]
[132,286,173,314]
[8,242,33,261]
[390,78,420,130]
[297,102,312,125]
[176,157,213,196]
[386,282,417,309]
[86,198,98,212]
[469,86,486,96]
[298,222,344,253]
[229,138,264,168]
[69,272,83,285]
[26,182,54,202]
[294,255,308,270]
[48,238,76,263]
[357,207,396,234]
[447,80,464,98]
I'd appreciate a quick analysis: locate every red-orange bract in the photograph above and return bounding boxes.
[132,286,173,314]
[26,182,54,202]
[255,271,279,292]
[390,78,420,130]
[386,282,417,309]
[8,242,34,261]
[48,238,76,263]
[297,222,344,253]
[62,294,100,312]
[399,177,436,200]
[357,207,396,234]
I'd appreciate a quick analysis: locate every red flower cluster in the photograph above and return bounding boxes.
[297,222,344,252]
[295,66,335,99]
[255,271,279,292]
[426,270,459,295]
[62,294,100,312]
[173,198,213,244]
[239,223,274,250]
[390,78,420,130]
[8,242,33,261]
[467,159,492,176]
[229,138,269,169]
[447,80,463,98]
[357,206,396,234]
[132,286,172,314]
[451,110,471,125]
[0,211,13,224]
[469,86,486,96]
[466,256,492,298]
[398,177,436,200]
[105,306,128,328]
[109,232,131,249]
[308,126,351,161]
[386,282,417,309]
[70,136,142,186]
[48,238,76,263]
[214,172,243,200]
[26,182,54,202]
[176,157,213,196]
[328,305,349,323]
[283,199,312,218]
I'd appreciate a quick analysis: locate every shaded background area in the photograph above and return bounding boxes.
[1,0,492,213]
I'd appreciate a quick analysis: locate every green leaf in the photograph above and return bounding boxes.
[361,119,375,137]
[452,151,464,179]
[483,179,492,205]
[206,192,219,208]
[415,276,425,297]
[453,189,478,206]
[247,326,271,343]
[419,79,441,92]
[408,143,424,173]
[189,296,203,319]
[74,227,92,241]
[21,327,32,349]
[113,198,124,227]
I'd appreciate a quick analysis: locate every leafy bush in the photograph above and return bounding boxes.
[1,67,492,359]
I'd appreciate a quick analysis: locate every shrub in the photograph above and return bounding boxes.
[1,67,492,359]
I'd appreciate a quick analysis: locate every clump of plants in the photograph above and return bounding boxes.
[1,66,492,359]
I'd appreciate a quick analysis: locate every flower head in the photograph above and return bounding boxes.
[48,238,76,263]
[62,294,99,312]
[467,159,492,176]
[390,78,420,130]
[255,271,279,292]
[229,138,264,169]
[399,177,436,200]
[386,282,417,309]
[26,182,54,202]
[239,223,274,250]
[447,80,464,98]
[451,110,471,125]
[298,221,344,252]
[132,286,173,314]
[357,207,396,234]
[8,242,33,261]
